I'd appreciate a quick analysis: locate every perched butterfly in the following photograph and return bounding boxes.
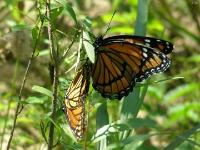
[90,35,173,99]
[63,63,90,140]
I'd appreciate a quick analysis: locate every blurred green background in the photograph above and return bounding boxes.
[0,0,200,150]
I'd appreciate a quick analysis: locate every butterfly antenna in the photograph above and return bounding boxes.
[102,10,117,38]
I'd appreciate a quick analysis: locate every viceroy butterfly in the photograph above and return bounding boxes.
[63,63,90,140]
[90,35,173,99]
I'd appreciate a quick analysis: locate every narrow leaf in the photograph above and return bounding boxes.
[25,96,46,104]
[164,124,200,150]
[96,102,109,150]
[32,26,39,46]
[63,3,77,24]
[83,31,95,63]
[32,85,53,98]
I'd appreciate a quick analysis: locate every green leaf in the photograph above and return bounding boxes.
[24,96,47,104]
[122,134,152,146]
[83,16,92,30]
[83,31,95,63]
[121,87,141,120]
[63,3,77,24]
[96,102,109,129]
[134,0,150,36]
[32,85,53,98]
[12,24,30,31]
[32,26,39,46]
[113,124,129,131]
[96,102,109,150]
[93,123,122,143]
[51,7,63,21]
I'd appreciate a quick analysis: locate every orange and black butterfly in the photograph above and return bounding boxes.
[63,63,90,140]
[90,35,173,99]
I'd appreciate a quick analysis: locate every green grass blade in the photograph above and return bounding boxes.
[96,102,109,150]
[120,0,150,140]
[134,0,150,36]
[164,124,200,150]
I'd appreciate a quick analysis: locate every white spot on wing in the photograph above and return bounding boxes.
[142,48,148,52]
[143,52,148,58]
[145,43,150,47]
[145,39,151,43]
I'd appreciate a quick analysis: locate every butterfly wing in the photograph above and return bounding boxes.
[91,46,136,99]
[63,64,90,140]
[102,35,173,54]
[91,36,172,99]
[64,100,86,140]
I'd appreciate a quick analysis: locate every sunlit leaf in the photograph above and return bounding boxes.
[83,31,95,63]
[32,85,53,98]
[25,96,46,104]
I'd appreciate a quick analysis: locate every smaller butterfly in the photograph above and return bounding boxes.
[63,63,90,140]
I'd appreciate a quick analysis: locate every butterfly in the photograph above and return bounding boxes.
[90,35,173,99]
[63,63,90,140]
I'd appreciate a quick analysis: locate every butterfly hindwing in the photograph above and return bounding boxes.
[64,63,90,140]
[91,48,136,99]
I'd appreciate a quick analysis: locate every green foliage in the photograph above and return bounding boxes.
[0,0,200,150]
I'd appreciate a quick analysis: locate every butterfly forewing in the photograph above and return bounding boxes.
[102,35,173,54]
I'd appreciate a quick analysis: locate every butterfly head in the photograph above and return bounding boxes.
[94,35,104,49]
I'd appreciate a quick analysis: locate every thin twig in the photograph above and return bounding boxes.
[61,30,79,61]
[46,0,59,149]
[6,20,44,150]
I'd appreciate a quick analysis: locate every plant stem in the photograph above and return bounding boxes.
[47,66,59,150]
[6,19,44,150]
[46,0,59,149]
